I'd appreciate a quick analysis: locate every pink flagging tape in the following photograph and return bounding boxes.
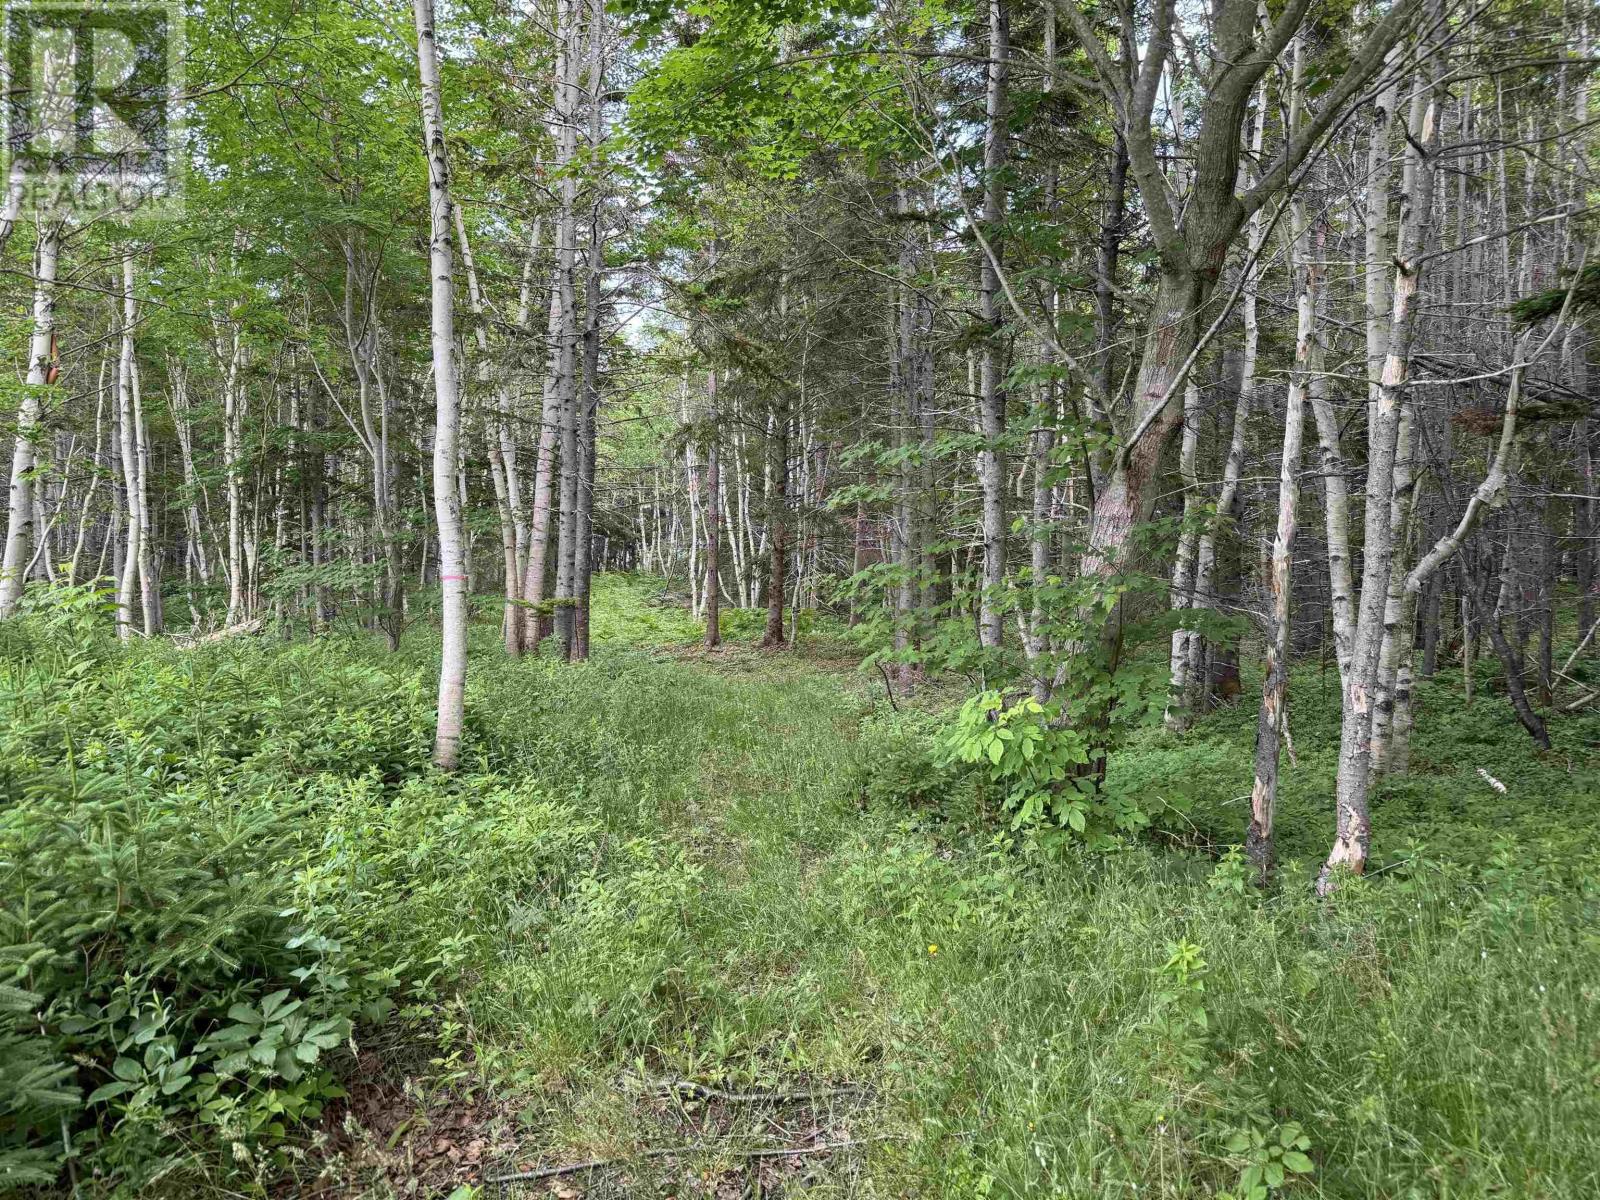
[441,574,468,582]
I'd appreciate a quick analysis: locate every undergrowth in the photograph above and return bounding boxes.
[2,576,1596,1198]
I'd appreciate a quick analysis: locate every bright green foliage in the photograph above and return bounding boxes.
[1117,653,1600,871]
[934,684,1196,857]
[622,0,894,178]
[0,987,77,1187]
[4,579,1599,1197]
[1219,1119,1316,1200]
[0,586,600,1189]
[0,593,408,1186]
[938,690,1171,844]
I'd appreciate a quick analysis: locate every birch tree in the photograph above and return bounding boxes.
[413,0,468,771]
[0,221,61,617]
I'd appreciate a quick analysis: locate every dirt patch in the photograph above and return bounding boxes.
[281,1051,520,1197]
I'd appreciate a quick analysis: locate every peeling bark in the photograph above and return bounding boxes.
[1320,50,1441,895]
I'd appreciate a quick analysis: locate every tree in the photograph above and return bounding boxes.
[413,0,468,771]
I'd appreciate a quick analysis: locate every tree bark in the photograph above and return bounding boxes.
[1485,534,1552,748]
[1164,380,1201,728]
[762,264,791,649]
[116,253,153,637]
[703,366,722,650]
[571,0,606,662]
[523,0,581,654]
[414,0,468,771]
[1320,50,1440,894]
[1248,90,1320,878]
[975,0,1009,649]
[1,221,60,617]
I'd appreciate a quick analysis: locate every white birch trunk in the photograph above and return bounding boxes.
[0,222,60,616]
[1164,380,1202,728]
[115,254,158,637]
[975,0,1009,649]
[414,0,468,770]
[1320,53,1440,894]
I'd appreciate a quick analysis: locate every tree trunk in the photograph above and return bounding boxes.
[115,253,157,637]
[68,375,107,588]
[1164,380,1202,729]
[1320,55,1440,894]
[762,403,789,648]
[573,380,597,661]
[704,367,722,650]
[1248,93,1320,879]
[975,0,1009,649]
[523,308,564,653]
[1311,379,1355,685]
[1485,534,1551,748]
[573,0,605,662]
[761,266,790,649]
[414,0,468,771]
[572,227,603,656]
[454,205,525,657]
[1093,129,1129,431]
[221,328,248,627]
[554,335,581,659]
[0,222,60,617]
[1370,398,1417,777]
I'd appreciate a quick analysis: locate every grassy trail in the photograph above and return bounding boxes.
[447,608,1600,1200]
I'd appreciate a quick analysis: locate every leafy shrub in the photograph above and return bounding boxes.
[0,583,697,1192]
[0,761,381,1190]
[937,691,1187,847]
[0,591,518,1190]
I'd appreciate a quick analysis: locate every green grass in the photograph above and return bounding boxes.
[4,574,1598,1198]
[454,578,1600,1198]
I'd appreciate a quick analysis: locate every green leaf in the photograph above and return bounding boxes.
[216,1051,251,1075]
[1281,1151,1315,1174]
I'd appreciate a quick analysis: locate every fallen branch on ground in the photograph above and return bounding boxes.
[486,1133,899,1189]
[650,1077,868,1105]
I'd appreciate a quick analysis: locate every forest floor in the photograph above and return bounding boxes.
[6,575,1598,1199]
[301,576,1600,1200]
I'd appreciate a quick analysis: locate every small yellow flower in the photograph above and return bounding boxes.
[927,944,939,956]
